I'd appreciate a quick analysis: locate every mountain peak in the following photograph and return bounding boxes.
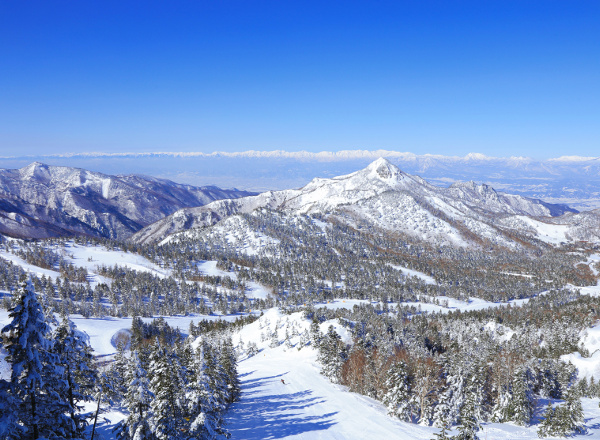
[20,161,52,181]
[21,161,48,171]
[365,157,403,180]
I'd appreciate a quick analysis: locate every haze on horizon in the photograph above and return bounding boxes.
[1,1,599,160]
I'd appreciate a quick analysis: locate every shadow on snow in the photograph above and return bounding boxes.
[227,374,337,439]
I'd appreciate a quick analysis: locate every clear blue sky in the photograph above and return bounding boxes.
[1,0,598,159]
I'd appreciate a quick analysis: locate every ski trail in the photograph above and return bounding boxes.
[226,346,436,440]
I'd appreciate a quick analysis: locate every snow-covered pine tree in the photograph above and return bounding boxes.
[431,417,453,440]
[298,329,310,350]
[218,338,240,404]
[410,355,440,426]
[148,341,184,440]
[382,360,413,422]
[246,341,259,357]
[563,388,586,435]
[1,276,74,439]
[187,343,228,440]
[108,339,130,403]
[284,328,293,349]
[176,338,195,384]
[205,341,230,415]
[455,385,481,440]
[536,388,585,438]
[53,316,98,436]
[317,325,346,383]
[310,320,322,348]
[537,401,557,438]
[0,377,24,440]
[269,327,280,348]
[588,376,598,398]
[117,351,153,440]
[506,366,535,426]
[435,358,466,427]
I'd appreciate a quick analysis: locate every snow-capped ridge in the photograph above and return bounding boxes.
[132,159,581,248]
[0,162,255,240]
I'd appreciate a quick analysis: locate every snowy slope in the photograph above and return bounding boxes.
[229,345,600,440]
[227,309,437,439]
[161,215,281,257]
[227,345,437,440]
[225,309,600,440]
[0,241,169,287]
[63,242,170,279]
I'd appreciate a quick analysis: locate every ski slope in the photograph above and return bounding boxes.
[228,353,600,440]
[227,346,436,440]
[227,312,600,440]
[226,310,428,439]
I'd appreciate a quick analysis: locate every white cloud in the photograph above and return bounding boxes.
[0,149,502,162]
[1,150,598,163]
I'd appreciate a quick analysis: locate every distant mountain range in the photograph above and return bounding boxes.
[2,152,600,210]
[0,162,254,239]
[2,160,599,249]
[132,158,599,249]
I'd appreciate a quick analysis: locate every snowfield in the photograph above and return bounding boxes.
[0,250,61,280]
[197,260,272,299]
[0,241,170,287]
[227,344,437,440]
[62,242,170,279]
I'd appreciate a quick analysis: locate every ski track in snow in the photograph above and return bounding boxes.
[227,347,436,440]
[228,344,600,440]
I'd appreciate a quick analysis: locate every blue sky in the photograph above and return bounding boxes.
[1,0,598,159]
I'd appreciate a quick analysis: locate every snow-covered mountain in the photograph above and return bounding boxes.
[132,158,580,248]
[0,162,254,239]
[6,152,600,209]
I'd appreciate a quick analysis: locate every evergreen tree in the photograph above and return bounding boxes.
[0,377,24,440]
[1,277,74,439]
[118,351,154,440]
[246,341,259,357]
[53,316,98,436]
[563,389,586,435]
[537,401,557,438]
[455,374,482,440]
[187,343,227,440]
[438,359,467,427]
[494,366,535,426]
[269,327,280,348]
[431,417,453,440]
[310,320,322,348]
[148,341,185,440]
[204,342,229,415]
[298,329,310,350]
[382,361,413,422]
[508,367,535,426]
[537,388,585,437]
[218,338,240,404]
[317,325,346,383]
